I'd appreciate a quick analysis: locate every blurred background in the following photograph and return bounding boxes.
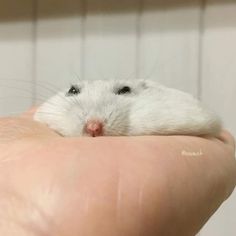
[0,0,235,234]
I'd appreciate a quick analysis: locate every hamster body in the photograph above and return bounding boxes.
[34,80,222,137]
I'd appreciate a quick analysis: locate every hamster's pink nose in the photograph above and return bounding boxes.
[85,120,103,137]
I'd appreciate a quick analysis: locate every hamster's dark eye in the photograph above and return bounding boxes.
[116,86,131,95]
[67,85,80,96]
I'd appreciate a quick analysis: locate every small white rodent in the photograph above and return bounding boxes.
[34,79,222,137]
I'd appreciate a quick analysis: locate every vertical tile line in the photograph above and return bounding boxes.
[196,1,207,236]
[80,0,88,81]
[197,0,206,101]
[135,0,143,79]
[32,0,38,105]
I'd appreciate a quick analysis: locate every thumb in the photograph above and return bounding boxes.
[20,106,39,119]
[0,109,60,143]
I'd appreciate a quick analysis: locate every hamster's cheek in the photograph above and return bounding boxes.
[60,117,85,137]
[52,122,84,137]
[104,111,131,136]
[38,111,84,137]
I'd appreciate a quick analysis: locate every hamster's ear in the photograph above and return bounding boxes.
[139,80,159,89]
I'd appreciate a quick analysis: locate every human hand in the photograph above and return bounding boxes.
[0,111,235,236]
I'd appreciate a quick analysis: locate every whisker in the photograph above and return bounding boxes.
[1,111,25,116]
[108,110,114,120]
[65,97,85,121]
[36,113,63,118]
[36,101,68,113]
[0,85,59,103]
[71,71,83,82]
[0,78,61,91]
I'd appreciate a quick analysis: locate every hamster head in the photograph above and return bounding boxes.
[34,80,150,137]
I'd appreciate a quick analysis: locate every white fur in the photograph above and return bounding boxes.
[34,80,222,137]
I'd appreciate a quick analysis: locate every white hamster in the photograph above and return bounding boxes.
[34,79,221,137]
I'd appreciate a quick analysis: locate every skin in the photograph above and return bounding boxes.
[0,109,235,236]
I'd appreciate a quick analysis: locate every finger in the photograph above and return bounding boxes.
[217,130,235,149]
[20,107,38,119]
[0,117,60,144]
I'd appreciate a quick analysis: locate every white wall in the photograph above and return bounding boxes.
[200,1,236,235]
[0,0,235,235]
